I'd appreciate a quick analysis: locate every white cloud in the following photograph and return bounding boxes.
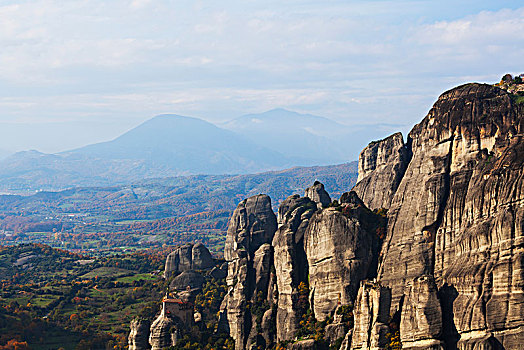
[0,1,522,152]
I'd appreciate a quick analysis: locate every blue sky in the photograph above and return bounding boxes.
[0,0,523,153]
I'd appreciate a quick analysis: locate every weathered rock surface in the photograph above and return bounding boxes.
[208,262,228,280]
[221,194,278,349]
[304,195,376,321]
[128,318,151,350]
[164,243,214,278]
[349,281,391,350]
[149,315,176,350]
[353,132,410,210]
[289,339,316,349]
[272,195,316,341]
[170,270,205,291]
[212,83,523,350]
[224,194,277,262]
[400,275,443,350]
[372,83,524,348]
[305,181,332,209]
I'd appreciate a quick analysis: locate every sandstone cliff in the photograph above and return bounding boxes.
[128,318,151,350]
[305,181,332,209]
[304,201,376,322]
[164,242,214,278]
[272,195,316,341]
[149,315,176,350]
[221,194,278,349]
[350,83,524,349]
[352,132,410,210]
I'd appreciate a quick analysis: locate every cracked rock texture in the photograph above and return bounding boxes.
[164,243,214,278]
[272,195,316,341]
[305,181,332,209]
[365,83,524,349]
[350,281,391,350]
[128,318,151,350]
[221,194,277,350]
[304,197,376,322]
[353,132,411,210]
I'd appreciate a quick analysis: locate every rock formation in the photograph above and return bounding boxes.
[164,242,214,278]
[304,193,377,322]
[149,315,176,350]
[272,195,316,341]
[350,281,391,350]
[150,82,523,350]
[400,275,443,349]
[352,132,410,210]
[305,181,332,209]
[128,318,151,350]
[352,83,524,349]
[220,194,278,350]
[170,270,205,291]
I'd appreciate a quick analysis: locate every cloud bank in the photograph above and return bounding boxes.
[0,1,522,152]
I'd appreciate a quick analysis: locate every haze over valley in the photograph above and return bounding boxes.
[0,1,523,349]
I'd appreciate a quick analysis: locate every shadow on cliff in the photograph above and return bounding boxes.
[438,283,460,350]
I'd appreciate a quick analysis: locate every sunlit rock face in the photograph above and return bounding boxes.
[149,315,175,350]
[273,195,316,341]
[350,281,391,350]
[128,318,151,350]
[212,83,524,350]
[353,132,411,211]
[305,181,332,209]
[164,242,214,278]
[220,194,278,350]
[304,198,376,322]
[367,83,524,349]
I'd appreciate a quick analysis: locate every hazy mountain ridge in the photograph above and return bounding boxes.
[222,108,396,164]
[0,111,377,193]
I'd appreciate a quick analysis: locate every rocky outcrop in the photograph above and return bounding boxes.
[289,339,316,349]
[350,281,391,350]
[353,132,410,210]
[305,181,332,209]
[304,193,377,321]
[208,262,228,280]
[170,270,205,291]
[149,315,176,350]
[212,83,523,350]
[224,194,277,262]
[128,318,151,350]
[164,243,214,278]
[400,275,443,350]
[272,195,316,341]
[360,83,524,348]
[221,194,278,349]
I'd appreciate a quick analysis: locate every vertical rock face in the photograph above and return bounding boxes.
[128,318,151,350]
[304,193,376,321]
[350,281,391,350]
[164,243,214,278]
[353,132,411,210]
[305,181,332,209]
[149,315,175,350]
[221,194,278,350]
[224,194,277,262]
[400,275,443,349]
[372,83,524,348]
[272,195,316,341]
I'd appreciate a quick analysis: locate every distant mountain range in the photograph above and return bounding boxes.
[0,109,392,193]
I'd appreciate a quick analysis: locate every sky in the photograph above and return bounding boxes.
[0,0,523,153]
